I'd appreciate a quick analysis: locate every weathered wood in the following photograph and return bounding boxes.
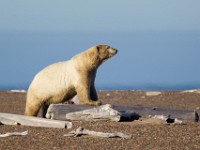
[46,104,199,122]
[64,127,132,139]
[46,104,121,122]
[0,131,28,138]
[0,117,18,125]
[0,113,72,129]
[114,106,199,122]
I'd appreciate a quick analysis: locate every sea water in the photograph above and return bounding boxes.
[0,30,200,90]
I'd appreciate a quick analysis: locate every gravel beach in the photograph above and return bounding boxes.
[0,90,200,150]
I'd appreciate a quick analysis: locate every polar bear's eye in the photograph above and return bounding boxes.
[106,46,110,50]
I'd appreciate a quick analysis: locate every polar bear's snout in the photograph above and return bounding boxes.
[108,47,118,57]
[113,48,118,54]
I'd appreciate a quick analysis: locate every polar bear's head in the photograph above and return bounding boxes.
[96,45,118,63]
[78,44,118,70]
[87,44,117,66]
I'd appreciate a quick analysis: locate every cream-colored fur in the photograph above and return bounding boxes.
[25,45,117,117]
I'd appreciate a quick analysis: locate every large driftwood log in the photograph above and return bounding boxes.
[47,104,121,122]
[113,105,199,122]
[0,113,72,129]
[46,104,199,122]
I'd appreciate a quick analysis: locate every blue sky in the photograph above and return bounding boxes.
[1,1,200,31]
[0,1,200,90]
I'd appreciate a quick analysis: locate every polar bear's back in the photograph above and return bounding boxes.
[28,59,78,103]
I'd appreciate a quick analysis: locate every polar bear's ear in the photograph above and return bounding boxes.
[96,45,101,52]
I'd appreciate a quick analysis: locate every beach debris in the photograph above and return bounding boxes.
[145,91,162,96]
[134,118,165,125]
[106,93,110,97]
[0,117,19,125]
[64,127,131,139]
[10,90,26,93]
[150,115,184,124]
[181,89,200,93]
[46,104,121,122]
[115,106,199,122]
[46,104,199,122]
[0,113,72,129]
[0,131,28,138]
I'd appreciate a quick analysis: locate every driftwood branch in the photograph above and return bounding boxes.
[0,117,19,125]
[0,131,28,138]
[46,104,199,122]
[0,113,72,129]
[64,127,131,139]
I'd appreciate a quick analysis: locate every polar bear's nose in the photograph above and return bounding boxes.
[108,48,118,58]
[111,48,118,55]
[114,49,118,54]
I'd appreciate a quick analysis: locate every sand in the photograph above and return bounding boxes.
[0,90,200,150]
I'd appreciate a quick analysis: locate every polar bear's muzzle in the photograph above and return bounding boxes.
[108,48,118,57]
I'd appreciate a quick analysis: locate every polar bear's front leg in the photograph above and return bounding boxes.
[90,71,98,101]
[76,86,101,106]
[90,84,98,101]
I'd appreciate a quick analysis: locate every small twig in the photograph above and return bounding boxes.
[0,131,28,138]
[64,127,131,139]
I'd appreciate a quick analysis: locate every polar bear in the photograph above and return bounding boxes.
[25,45,118,117]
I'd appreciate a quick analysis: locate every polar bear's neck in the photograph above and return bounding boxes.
[71,53,99,73]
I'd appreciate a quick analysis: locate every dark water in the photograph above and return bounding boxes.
[0,30,200,91]
[1,83,200,91]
